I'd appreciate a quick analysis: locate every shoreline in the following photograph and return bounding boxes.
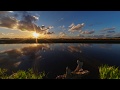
[0,38,120,44]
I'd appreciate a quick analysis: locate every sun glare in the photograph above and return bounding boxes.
[33,32,39,38]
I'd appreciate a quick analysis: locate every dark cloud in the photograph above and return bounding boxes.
[101,27,116,32]
[0,16,18,29]
[0,11,54,34]
[22,14,38,23]
[44,31,55,35]
[88,24,94,27]
[107,31,115,33]
[88,22,102,27]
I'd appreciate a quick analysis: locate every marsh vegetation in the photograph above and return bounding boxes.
[0,68,45,79]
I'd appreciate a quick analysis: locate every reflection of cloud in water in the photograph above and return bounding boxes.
[0,44,50,71]
[68,45,82,53]
[77,44,93,48]
[0,44,33,52]
[14,61,21,67]
[99,44,112,49]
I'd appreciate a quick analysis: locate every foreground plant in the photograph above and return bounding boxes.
[0,68,8,79]
[0,68,45,79]
[99,64,120,79]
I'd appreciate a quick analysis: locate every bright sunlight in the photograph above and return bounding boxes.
[33,32,39,38]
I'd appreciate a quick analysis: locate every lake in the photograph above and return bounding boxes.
[0,43,120,79]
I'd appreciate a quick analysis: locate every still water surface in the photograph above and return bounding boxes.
[0,43,120,79]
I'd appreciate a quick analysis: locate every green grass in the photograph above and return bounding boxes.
[0,68,45,79]
[99,64,120,79]
[2,64,120,79]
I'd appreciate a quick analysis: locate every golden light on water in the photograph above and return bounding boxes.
[33,32,39,38]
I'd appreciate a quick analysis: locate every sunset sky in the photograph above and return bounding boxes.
[0,11,120,38]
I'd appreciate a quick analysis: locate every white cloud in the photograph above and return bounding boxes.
[59,32,66,37]
[33,15,39,20]
[7,11,13,13]
[68,23,84,32]
[69,23,74,28]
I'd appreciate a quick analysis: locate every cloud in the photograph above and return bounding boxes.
[44,31,55,35]
[92,34,105,38]
[0,11,11,14]
[0,11,54,34]
[107,31,115,33]
[60,25,65,28]
[101,27,116,32]
[0,32,6,35]
[88,22,102,27]
[0,33,14,36]
[59,25,66,31]
[0,44,50,69]
[22,14,38,22]
[59,18,64,21]
[0,16,18,28]
[8,11,13,13]
[112,33,120,37]
[77,34,84,37]
[81,30,95,34]
[68,23,84,32]
[59,32,66,37]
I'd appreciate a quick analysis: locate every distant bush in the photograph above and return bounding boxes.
[99,64,120,79]
[0,68,45,79]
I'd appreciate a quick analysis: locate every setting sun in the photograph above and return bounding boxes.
[33,32,39,38]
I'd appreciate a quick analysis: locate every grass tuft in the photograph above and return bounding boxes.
[99,64,120,79]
